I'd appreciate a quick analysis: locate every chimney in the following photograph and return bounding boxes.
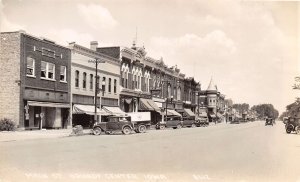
[90,41,98,51]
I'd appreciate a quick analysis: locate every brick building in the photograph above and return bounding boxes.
[0,31,71,129]
[98,43,200,124]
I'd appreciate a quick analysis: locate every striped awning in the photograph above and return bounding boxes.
[166,109,182,117]
[103,106,127,116]
[184,108,195,117]
[139,98,154,111]
[139,98,161,112]
[73,104,109,115]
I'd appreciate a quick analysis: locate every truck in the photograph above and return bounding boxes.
[126,112,151,133]
[92,112,151,135]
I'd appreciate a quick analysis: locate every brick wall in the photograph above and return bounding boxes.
[97,47,120,59]
[0,32,21,126]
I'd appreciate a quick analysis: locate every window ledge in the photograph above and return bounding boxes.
[26,75,36,78]
[60,81,67,84]
[41,77,56,82]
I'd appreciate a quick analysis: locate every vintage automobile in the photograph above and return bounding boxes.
[265,118,274,126]
[92,115,151,135]
[195,112,209,127]
[156,116,183,130]
[181,116,197,128]
[285,117,300,134]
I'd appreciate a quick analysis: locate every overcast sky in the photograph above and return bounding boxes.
[0,0,299,113]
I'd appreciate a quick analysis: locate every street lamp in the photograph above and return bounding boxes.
[161,79,173,123]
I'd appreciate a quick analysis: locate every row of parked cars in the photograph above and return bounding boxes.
[92,112,209,135]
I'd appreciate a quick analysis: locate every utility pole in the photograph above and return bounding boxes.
[88,58,105,125]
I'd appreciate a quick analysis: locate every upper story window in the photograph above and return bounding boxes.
[90,74,93,90]
[26,57,35,77]
[102,77,106,92]
[96,76,100,90]
[41,61,55,80]
[75,70,79,87]
[83,72,87,89]
[167,84,171,98]
[108,78,111,93]
[114,79,117,93]
[60,66,67,82]
[177,87,181,101]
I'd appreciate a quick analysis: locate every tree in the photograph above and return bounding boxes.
[250,104,279,119]
[232,103,249,114]
[293,77,300,89]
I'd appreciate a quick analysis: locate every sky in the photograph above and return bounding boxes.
[0,0,299,113]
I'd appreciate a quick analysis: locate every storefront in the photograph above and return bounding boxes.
[25,101,70,129]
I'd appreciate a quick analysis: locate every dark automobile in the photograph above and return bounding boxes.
[285,117,300,134]
[195,112,209,127]
[265,118,274,126]
[182,117,197,128]
[156,116,183,130]
[93,116,150,135]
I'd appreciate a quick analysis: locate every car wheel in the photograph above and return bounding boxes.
[138,125,147,133]
[122,126,132,135]
[191,124,196,128]
[93,127,102,135]
[286,125,293,134]
[295,126,300,135]
[159,125,166,130]
[177,124,182,129]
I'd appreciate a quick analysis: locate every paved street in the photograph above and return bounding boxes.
[0,121,299,182]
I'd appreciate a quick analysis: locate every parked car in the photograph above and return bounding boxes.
[156,116,183,130]
[285,116,300,134]
[93,114,151,135]
[195,112,209,127]
[182,117,197,128]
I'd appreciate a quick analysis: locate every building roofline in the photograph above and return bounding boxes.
[1,30,70,50]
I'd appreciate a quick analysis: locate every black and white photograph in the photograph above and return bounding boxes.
[0,0,299,181]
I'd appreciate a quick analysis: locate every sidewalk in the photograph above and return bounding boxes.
[0,129,92,142]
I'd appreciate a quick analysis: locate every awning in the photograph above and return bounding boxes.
[154,101,163,108]
[103,106,127,116]
[147,99,161,112]
[73,104,109,115]
[28,101,70,108]
[184,108,195,117]
[217,113,223,118]
[175,109,185,113]
[167,109,182,117]
[139,98,154,111]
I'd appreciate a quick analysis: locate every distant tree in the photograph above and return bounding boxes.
[250,104,279,119]
[283,98,300,118]
[293,77,300,89]
[232,103,249,114]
